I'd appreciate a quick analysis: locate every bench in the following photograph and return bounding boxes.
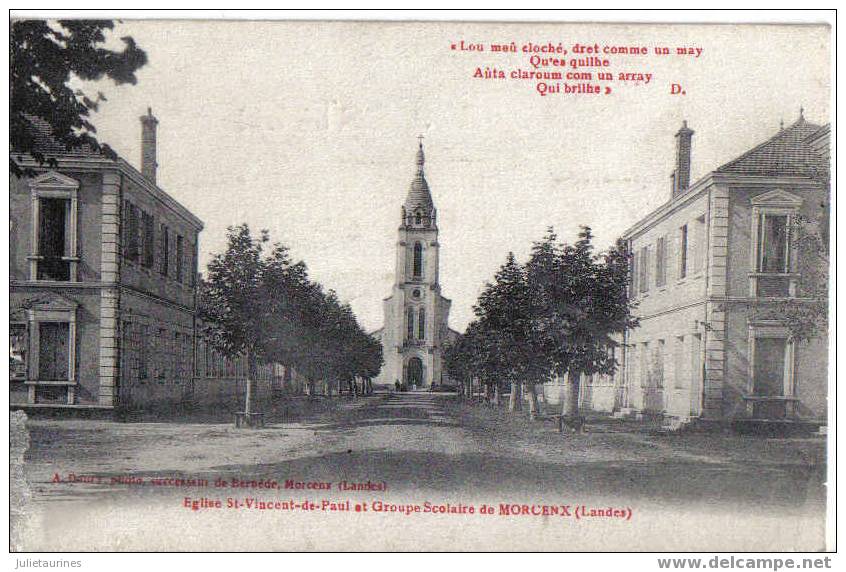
[537,414,586,433]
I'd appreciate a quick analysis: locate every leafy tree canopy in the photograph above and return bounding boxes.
[11,19,147,175]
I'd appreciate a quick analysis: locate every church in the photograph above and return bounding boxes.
[371,141,459,389]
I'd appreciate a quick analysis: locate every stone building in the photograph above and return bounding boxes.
[372,142,459,388]
[10,110,203,410]
[547,112,830,426]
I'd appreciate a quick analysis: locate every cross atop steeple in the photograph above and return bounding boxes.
[415,136,425,173]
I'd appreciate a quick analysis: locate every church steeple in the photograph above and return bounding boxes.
[374,138,453,390]
[403,138,436,228]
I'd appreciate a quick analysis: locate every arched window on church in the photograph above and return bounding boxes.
[413,242,423,279]
[418,308,425,340]
[407,307,415,340]
[415,211,422,225]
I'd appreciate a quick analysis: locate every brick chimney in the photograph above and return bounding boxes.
[671,120,694,198]
[140,107,158,184]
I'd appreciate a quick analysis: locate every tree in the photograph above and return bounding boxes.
[528,227,636,430]
[444,321,487,401]
[475,252,547,414]
[11,19,147,176]
[201,224,309,427]
[776,211,829,342]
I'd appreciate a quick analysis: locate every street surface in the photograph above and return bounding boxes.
[15,392,827,551]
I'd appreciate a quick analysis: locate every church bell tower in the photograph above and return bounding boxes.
[373,139,455,389]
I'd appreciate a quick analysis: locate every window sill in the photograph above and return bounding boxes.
[22,279,82,285]
[24,380,77,386]
[742,395,799,402]
[25,255,79,261]
[748,272,799,278]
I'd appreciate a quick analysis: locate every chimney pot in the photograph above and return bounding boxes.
[140,108,159,184]
[672,120,694,198]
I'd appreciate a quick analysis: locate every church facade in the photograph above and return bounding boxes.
[372,142,458,388]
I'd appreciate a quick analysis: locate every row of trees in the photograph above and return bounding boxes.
[444,226,637,429]
[200,224,383,419]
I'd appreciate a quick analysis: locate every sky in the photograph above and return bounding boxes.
[81,19,830,332]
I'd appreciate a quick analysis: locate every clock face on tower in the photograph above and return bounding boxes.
[412,288,421,300]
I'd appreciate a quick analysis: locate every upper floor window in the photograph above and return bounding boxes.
[757,213,790,273]
[629,248,639,296]
[749,190,803,297]
[407,307,415,340]
[415,211,422,225]
[123,200,140,262]
[142,211,155,268]
[655,236,667,287]
[412,242,423,279]
[679,224,689,279]
[29,171,79,282]
[638,245,650,293]
[160,224,170,276]
[176,234,185,283]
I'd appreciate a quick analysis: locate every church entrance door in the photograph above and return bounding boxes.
[406,357,424,388]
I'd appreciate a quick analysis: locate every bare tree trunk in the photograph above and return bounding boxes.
[562,372,584,432]
[526,383,540,420]
[245,350,255,416]
[508,380,522,411]
[492,383,500,406]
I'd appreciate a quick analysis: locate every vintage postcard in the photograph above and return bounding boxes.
[8,13,834,554]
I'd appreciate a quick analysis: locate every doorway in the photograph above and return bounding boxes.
[406,357,424,388]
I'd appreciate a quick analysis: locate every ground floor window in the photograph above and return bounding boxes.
[38,322,70,381]
[747,323,796,419]
[752,337,788,397]
[10,323,28,381]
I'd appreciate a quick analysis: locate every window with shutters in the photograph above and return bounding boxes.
[638,245,650,293]
[679,224,689,279]
[160,224,170,276]
[141,210,155,268]
[630,249,639,296]
[655,236,667,287]
[176,234,185,283]
[124,201,140,262]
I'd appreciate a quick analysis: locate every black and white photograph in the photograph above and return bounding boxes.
[7,10,835,557]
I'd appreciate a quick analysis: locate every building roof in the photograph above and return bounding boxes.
[16,115,102,157]
[623,112,829,240]
[13,114,203,230]
[404,142,435,214]
[716,114,827,177]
